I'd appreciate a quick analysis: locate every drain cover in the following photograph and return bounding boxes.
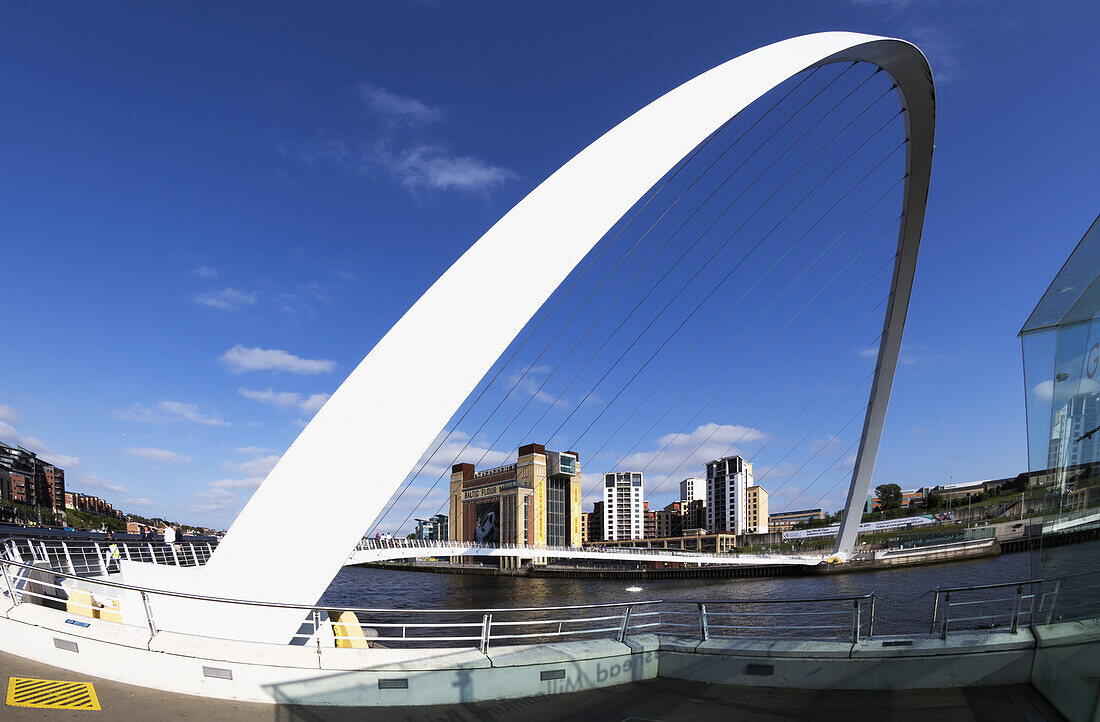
[6,677,101,710]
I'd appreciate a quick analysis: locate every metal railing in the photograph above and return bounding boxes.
[0,551,876,651]
[2,536,218,576]
[660,594,876,644]
[0,544,1093,653]
[930,578,1043,639]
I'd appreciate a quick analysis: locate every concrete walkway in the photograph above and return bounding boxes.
[0,649,1064,721]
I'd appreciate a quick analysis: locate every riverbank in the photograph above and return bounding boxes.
[354,526,1098,581]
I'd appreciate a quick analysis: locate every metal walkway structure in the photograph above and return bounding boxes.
[346,538,823,567]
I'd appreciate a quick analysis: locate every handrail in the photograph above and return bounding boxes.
[932,578,1044,594]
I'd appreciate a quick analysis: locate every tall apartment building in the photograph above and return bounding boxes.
[705,455,754,534]
[0,442,65,510]
[603,471,644,541]
[680,477,705,504]
[643,502,656,539]
[654,501,683,538]
[582,501,604,543]
[746,484,769,534]
[681,498,706,532]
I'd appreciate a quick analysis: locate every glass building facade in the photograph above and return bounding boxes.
[1019,214,1100,719]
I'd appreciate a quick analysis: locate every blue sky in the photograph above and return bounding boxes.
[1,1,1097,531]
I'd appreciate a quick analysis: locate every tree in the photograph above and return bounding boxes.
[875,483,903,511]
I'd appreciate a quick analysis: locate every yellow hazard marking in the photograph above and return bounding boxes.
[6,676,101,710]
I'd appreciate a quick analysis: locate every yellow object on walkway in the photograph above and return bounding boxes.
[6,676,101,710]
[329,611,371,649]
[65,588,122,622]
[65,589,98,619]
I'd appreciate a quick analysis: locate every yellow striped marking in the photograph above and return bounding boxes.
[6,676,101,710]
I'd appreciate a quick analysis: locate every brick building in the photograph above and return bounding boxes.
[0,442,66,510]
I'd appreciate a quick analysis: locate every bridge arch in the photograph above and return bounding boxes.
[125,32,934,642]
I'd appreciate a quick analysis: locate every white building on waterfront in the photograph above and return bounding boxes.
[705,455,754,534]
[603,471,644,541]
[679,477,705,504]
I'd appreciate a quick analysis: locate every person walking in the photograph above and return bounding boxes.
[104,531,122,574]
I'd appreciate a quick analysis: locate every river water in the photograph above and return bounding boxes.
[317,542,1098,637]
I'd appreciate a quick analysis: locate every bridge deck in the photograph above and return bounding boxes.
[347,542,823,567]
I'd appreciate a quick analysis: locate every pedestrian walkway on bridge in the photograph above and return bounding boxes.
[0,648,1063,721]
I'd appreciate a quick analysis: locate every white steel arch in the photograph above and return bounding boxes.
[122,31,933,642]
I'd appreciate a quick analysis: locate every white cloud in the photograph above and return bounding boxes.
[501,365,568,408]
[192,487,238,514]
[1033,379,1054,402]
[406,429,512,481]
[0,404,21,424]
[195,265,219,279]
[44,453,80,468]
[608,422,768,497]
[0,419,80,468]
[356,83,443,127]
[620,422,768,474]
[385,144,517,193]
[158,401,229,427]
[810,435,842,452]
[194,287,257,311]
[209,477,264,490]
[222,454,280,479]
[220,345,336,375]
[234,446,273,455]
[113,401,228,427]
[300,393,329,414]
[124,497,155,508]
[238,387,301,409]
[73,474,127,494]
[113,404,157,423]
[238,387,331,415]
[125,447,191,464]
[302,84,516,196]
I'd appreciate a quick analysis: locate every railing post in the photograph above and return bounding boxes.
[170,544,181,566]
[62,542,76,576]
[1048,580,1062,624]
[480,613,492,654]
[868,595,876,639]
[930,590,940,634]
[139,591,158,636]
[1010,584,1023,634]
[313,610,322,652]
[1,561,18,605]
[147,543,155,564]
[619,605,633,643]
[698,603,709,642]
[941,592,951,640]
[852,599,861,643]
[94,542,106,575]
